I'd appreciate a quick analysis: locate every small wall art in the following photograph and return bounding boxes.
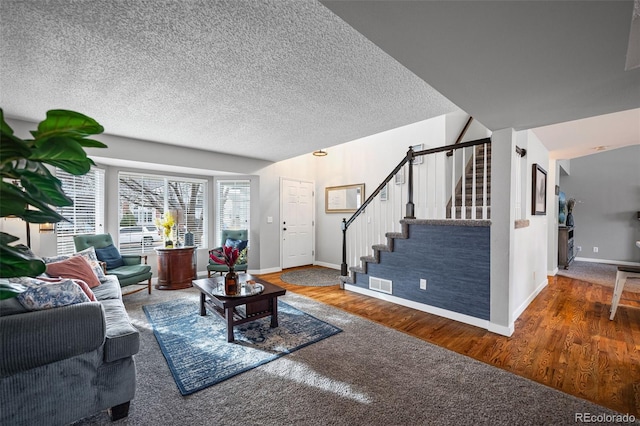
[532,164,547,215]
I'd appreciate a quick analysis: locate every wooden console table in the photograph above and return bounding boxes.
[155,246,197,290]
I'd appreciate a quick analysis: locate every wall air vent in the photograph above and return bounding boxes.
[369,276,392,294]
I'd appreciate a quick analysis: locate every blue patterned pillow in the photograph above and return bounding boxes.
[43,246,107,282]
[16,278,90,311]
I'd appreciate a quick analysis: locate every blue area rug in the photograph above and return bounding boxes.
[143,298,342,396]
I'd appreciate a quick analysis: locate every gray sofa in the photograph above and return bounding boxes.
[0,275,139,425]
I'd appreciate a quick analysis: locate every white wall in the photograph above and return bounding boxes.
[250,116,449,272]
[547,159,560,275]
[511,130,549,321]
[254,155,318,272]
[316,116,447,267]
[489,128,549,336]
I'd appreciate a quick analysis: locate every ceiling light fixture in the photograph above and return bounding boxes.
[312,149,328,157]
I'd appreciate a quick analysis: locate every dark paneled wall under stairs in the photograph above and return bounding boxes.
[352,221,491,320]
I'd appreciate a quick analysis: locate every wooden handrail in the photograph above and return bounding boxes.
[446,116,474,157]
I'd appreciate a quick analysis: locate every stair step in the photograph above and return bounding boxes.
[360,255,378,264]
[385,232,406,239]
[465,172,491,179]
[372,244,391,252]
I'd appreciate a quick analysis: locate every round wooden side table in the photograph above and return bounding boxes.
[155,246,196,290]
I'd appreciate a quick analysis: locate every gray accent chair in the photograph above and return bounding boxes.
[74,233,152,294]
[0,275,139,425]
[207,229,248,277]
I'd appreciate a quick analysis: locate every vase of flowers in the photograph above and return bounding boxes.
[209,245,240,295]
[155,212,176,248]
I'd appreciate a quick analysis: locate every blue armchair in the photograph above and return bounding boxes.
[74,234,152,294]
[207,229,248,277]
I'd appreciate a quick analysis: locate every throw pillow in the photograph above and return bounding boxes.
[94,244,125,270]
[16,279,90,311]
[224,238,248,252]
[43,246,107,282]
[28,276,97,302]
[46,256,102,288]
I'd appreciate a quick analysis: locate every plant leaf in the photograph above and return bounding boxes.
[0,181,68,222]
[0,282,28,300]
[33,109,104,140]
[41,158,94,175]
[0,237,46,278]
[0,232,20,245]
[19,169,73,207]
[21,209,67,224]
[76,138,108,148]
[0,133,31,167]
[0,108,14,136]
[31,136,88,160]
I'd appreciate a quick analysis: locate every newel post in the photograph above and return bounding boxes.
[340,218,348,276]
[405,146,415,219]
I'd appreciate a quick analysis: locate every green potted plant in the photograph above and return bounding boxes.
[0,108,107,298]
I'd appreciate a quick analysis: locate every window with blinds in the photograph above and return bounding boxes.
[216,179,250,246]
[119,172,206,254]
[56,167,105,255]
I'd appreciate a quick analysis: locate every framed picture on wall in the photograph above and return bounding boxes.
[380,183,388,201]
[395,166,405,185]
[411,144,424,164]
[532,164,547,215]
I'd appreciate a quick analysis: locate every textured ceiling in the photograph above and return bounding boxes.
[0,0,457,163]
[3,1,638,164]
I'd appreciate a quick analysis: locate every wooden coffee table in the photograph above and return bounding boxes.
[192,274,286,342]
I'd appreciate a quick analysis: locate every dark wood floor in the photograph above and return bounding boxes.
[258,266,640,416]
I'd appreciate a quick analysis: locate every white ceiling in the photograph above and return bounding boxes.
[322,0,640,159]
[532,108,640,160]
[1,0,639,163]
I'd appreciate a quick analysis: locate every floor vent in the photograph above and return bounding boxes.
[369,276,392,294]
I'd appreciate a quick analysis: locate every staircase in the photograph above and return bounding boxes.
[447,143,491,219]
[340,219,492,323]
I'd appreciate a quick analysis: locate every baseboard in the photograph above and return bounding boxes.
[512,278,548,321]
[547,267,559,276]
[487,322,514,337]
[575,257,640,267]
[314,261,340,270]
[251,267,282,275]
[343,284,508,334]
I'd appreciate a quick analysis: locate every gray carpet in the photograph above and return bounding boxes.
[74,283,624,426]
[557,261,640,291]
[280,267,341,287]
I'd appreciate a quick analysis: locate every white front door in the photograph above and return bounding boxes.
[281,178,314,269]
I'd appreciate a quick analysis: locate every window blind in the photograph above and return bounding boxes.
[216,180,250,246]
[119,172,206,254]
[56,167,105,255]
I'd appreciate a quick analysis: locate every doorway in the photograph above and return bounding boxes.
[280,178,315,269]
